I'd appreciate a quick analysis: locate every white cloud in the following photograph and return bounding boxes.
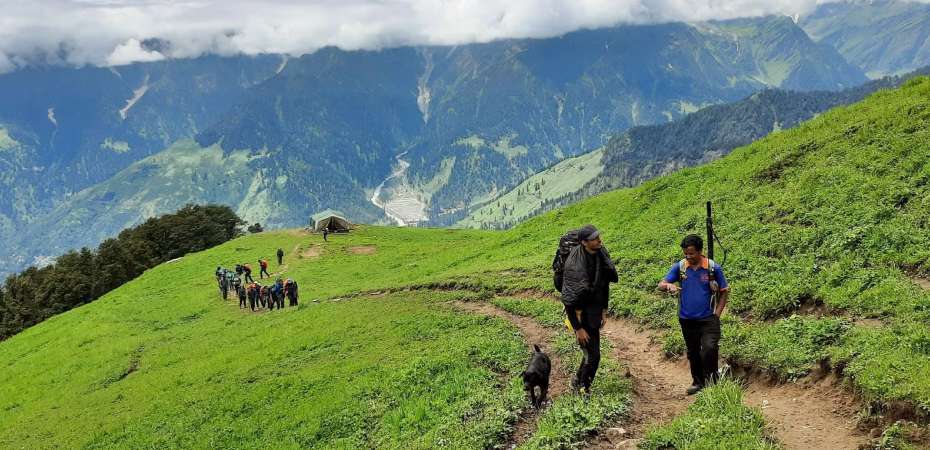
[0,0,923,72]
[106,38,164,66]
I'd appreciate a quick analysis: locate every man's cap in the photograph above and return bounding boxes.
[578,224,600,241]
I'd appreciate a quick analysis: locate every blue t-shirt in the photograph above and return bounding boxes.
[663,259,729,319]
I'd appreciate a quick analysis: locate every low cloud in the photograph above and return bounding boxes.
[0,0,919,72]
[106,38,165,66]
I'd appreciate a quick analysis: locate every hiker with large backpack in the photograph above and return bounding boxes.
[242,263,254,283]
[285,279,299,307]
[226,271,239,297]
[247,282,258,311]
[263,284,274,310]
[552,224,618,394]
[259,259,270,279]
[272,278,285,309]
[237,282,247,309]
[219,271,229,300]
[658,234,730,395]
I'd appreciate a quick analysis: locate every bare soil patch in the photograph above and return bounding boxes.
[302,245,322,258]
[912,276,930,291]
[452,301,570,448]
[348,245,377,255]
[742,374,866,449]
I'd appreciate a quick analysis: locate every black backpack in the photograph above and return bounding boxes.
[551,229,581,292]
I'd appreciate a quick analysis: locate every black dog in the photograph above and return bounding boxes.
[522,344,551,409]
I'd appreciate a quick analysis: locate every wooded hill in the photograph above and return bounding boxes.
[0,204,243,340]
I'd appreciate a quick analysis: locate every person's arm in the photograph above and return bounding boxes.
[658,263,680,293]
[565,305,583,331]
[715,291,729,317]
[564,305,590,344]
[714,265,730,317]
[600,248,619,283]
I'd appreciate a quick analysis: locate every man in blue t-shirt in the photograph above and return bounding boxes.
[658,234,730,395]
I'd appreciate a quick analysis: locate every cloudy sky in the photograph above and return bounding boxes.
[0,0,889,72]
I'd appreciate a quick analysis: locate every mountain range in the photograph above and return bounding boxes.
[456,67,930,229]
[1,1,928,277]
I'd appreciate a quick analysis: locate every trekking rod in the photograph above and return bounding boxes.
[706,201,728,266]
[706,201,714,261]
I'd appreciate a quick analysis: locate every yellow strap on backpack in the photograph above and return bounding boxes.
[564,309,582,332]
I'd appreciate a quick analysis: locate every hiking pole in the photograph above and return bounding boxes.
[706,201,714,261]
[707,201,728,267]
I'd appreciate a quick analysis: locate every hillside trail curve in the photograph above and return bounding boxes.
[452,301,571,448]
[582,316,869,449]
[446,289,868,449]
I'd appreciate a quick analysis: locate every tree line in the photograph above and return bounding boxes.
[0,204,245,340]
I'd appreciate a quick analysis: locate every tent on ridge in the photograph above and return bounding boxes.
[310,210,353,232]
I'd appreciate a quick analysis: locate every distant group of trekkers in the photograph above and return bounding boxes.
[214,248,299,311]
[554,225,727,398]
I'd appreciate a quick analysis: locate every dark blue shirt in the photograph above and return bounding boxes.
[663,258,729,319]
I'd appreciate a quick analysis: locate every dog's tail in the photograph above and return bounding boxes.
[533,344,542,353]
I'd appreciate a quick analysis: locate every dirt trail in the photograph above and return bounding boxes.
[912,275,930,291]
[452,302,570,448]
[586,319,694,448]
[587,317,869,449]
[742,375,865,449]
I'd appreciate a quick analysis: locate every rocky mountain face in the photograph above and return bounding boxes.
[0,15,871,276]
[456,69,926,229]
[801,0,930,78]
[0,56,281,266]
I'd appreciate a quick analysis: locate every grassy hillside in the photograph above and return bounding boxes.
[3,77,930,447]
[521,76,930,411]
[455,148,605,229]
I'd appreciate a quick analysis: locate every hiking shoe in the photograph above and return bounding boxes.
[686,384,703,395]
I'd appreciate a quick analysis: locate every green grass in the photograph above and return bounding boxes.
[522,356,630,450]
[0,279,528,448]
[641,379,779,450]
[492,296,567,329]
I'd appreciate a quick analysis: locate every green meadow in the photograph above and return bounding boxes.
[2,77,930,448]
